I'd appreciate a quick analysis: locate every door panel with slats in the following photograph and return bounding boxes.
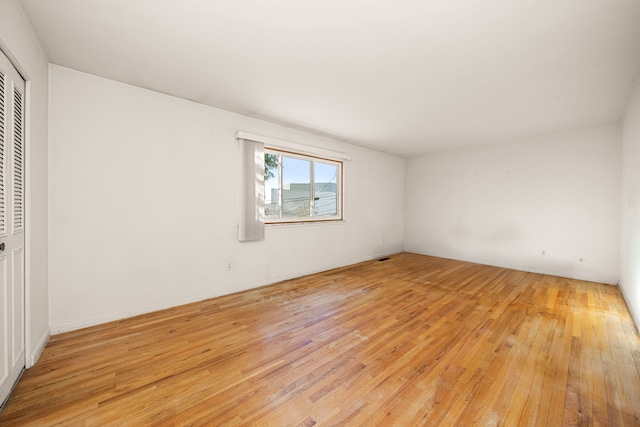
[0,70,5,238]
[11,85,22,234]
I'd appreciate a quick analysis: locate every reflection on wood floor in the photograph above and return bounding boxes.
[1,253,639,426]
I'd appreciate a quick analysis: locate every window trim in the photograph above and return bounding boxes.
[264,147,343,224]
[236,131,351,162]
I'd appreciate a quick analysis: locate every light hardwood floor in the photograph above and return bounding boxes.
[1,253,639,426]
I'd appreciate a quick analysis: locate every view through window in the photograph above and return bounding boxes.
[264,149,342,223]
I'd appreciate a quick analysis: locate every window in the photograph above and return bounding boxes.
[264,149,342,223]
[236,131,350,240]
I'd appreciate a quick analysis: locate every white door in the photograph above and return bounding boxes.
[0,49,26,407]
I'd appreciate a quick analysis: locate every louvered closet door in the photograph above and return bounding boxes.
[0,49,25,408]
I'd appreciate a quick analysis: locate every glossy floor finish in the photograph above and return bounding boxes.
[1,253,639,426]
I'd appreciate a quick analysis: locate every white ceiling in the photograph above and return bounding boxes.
[18,0,640,156]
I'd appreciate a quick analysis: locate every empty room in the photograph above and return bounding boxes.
[1,0,640,425]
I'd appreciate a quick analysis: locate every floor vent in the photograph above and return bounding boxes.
[378,257,391,262]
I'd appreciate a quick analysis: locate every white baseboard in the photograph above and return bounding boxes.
[49,251,401,334]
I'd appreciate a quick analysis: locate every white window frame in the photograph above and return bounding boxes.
[264,148,343,224]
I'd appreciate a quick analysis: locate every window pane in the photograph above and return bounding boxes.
[264,153,280,219]
[282,156,311,218]
[314,162,338,217]
[264,148,342,224]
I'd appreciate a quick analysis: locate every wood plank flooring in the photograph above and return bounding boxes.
[1,253,639,426]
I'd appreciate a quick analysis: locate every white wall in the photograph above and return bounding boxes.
[621,79,640,331]
[49,65,405,333]
[0,0,49,367]
[405,126,621,285]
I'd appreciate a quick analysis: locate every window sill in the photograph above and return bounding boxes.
[265,220,346,228]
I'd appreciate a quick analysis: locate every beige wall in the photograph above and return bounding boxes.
[0,0,49,366]
[621,78,640,331]
[48,65,405,332]
[405,125,621,285]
